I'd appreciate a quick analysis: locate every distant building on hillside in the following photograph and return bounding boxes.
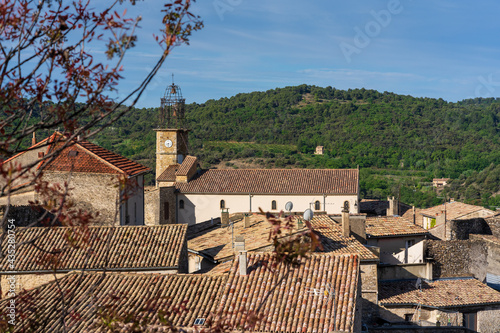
[314,145,324,155]
[433,178,450,188]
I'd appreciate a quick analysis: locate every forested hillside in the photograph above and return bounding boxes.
[88,85,500,208]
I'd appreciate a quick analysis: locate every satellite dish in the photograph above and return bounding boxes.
[285,201,293,212]
[415,277,422,290]
[303,209,314,221]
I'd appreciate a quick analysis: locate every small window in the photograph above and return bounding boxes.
[343,200,350,212]
[271,200,277,210]
[406,239,415,248]
[194,318,205,325]
[314,200,320,211]
[404,314,413,322]
[68,150,78,157]
[179,200,184,209]
[220,200,225,209]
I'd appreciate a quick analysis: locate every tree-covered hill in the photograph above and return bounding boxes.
[87,84,500,208]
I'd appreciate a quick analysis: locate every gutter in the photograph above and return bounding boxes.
[1,266,179,275]
[188,249,218,264]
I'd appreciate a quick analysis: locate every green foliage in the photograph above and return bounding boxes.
[82,85,500,207]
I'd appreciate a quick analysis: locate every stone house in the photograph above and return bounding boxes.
[147,128,360,226]
[379,278,500,332]
[417,200,495,232]
[365,216,429,265]
[187,212,379,326]
[1,132,150,226]
[0,224,188,297]
[432,178,451,188]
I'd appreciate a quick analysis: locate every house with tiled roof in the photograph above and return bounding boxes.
[147,127,360,226]
[379,278,500,331]
[0,224,188,298]
[0,252,361,332]
[365,216,429,265]
[1,132,150,226]
[218,252,362,332]
[0,272,226,332]
[187,212,379,327]
[418,200,495,231]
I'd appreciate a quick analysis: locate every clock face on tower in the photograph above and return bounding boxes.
[164,139,173,148]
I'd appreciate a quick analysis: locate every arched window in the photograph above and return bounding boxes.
[271,200,277,210]
[220,200,225,209]
[314,200,321,211]
[343,201,350,212]
[179,200,184,209]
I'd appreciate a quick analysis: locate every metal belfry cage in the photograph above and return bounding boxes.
[159,75,186,129]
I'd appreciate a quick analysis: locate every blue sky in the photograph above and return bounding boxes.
[102,1,500,107]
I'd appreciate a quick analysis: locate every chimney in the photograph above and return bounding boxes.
[239,250,248,276]
[342,206,350,237]
[221,209,229,227]
[32,132,36,146]
[244,214,251,228]
[386,196,399,216]
[234,236,245,253]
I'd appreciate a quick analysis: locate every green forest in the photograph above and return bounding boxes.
[84,85,500,209]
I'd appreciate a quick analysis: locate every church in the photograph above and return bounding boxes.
[145,82,360,226]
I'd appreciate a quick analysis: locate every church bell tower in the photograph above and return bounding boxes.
[155,76,189,186]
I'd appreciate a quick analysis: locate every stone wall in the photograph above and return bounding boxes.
[379,306,462,327]
[486,215,500,239]
[425,239,487,280]
[0,205,52,228]
[360,262,379,325]
[477,307,500,333]
[449,218,492,240]
[144,186,176,225]
[42,172,119,226]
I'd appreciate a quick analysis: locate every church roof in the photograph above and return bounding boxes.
[157,164,179,181]
[176,168,359,195]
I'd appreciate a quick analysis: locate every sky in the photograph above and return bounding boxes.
[97,1,500,108]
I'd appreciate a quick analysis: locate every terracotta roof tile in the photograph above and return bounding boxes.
[1,225,187,272]
[380,278,500,308]
[36,132,150,177]
[188,214,377,262]
[0,272,226,332]
[419,201,495,220]
[217,252,360,332]
[365,216,428,238]
[175,155,197,176]
[176,169,359,194]
[157,164,179,181]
